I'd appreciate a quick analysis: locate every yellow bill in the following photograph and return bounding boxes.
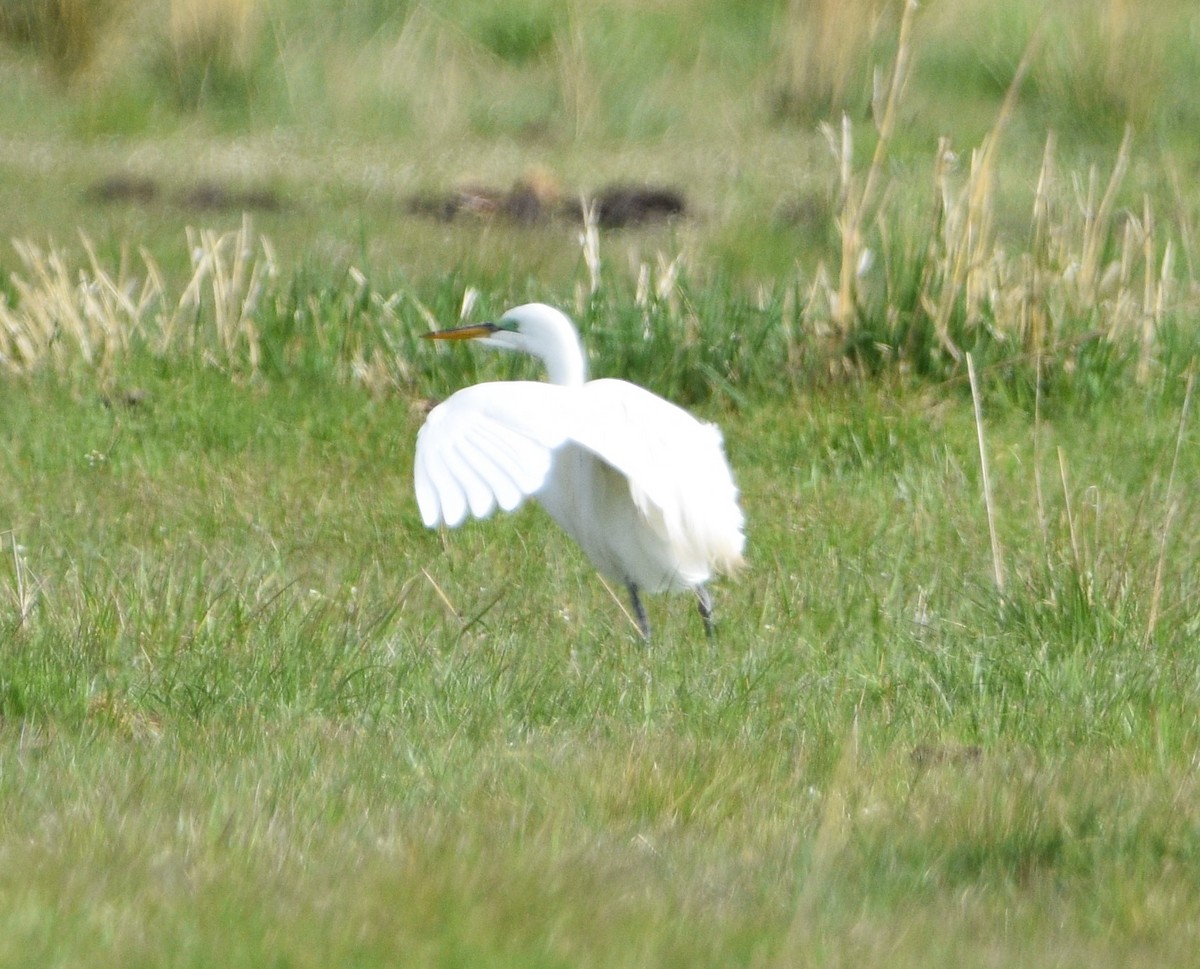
[422,323,498,341]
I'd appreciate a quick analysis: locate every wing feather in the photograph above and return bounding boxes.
[419,438,469,527]
[442,439,500,520]
[413,439,441,525]
[453,434,523,513]
[566,379,745,575]
[462,422,548,497]
[414,382,574,528]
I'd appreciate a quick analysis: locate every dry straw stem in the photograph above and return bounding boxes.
[1076,125,1133,297]
[832,0,917,341]
[925,22,1041,360]
[967,352,1005,594]
[1145,368,1195,645]
[1024,133,1057,353]
[421,568,461,622]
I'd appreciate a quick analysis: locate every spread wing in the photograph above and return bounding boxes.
[569,379,745,575]
[414,377,744,576]
[413,381,575,527]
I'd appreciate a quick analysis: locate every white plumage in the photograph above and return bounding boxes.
[414,303,745,638]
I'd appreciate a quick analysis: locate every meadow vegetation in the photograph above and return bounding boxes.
[2,0,1200,966]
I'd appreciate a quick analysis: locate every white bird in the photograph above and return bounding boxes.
[414,303,745,639]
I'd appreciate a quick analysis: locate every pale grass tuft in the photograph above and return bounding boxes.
[178,216,276,373]
[0,235,157,377]
[575,196,602,311]
[634,252,685,311]
[819,12,1186,379]
[0,217,275,377]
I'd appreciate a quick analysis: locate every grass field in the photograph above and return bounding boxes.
[3,1,1200,966]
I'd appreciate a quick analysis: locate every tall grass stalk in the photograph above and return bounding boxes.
[968,353,1005,593]
[1145,369,1194,644]
[831,0,917,343]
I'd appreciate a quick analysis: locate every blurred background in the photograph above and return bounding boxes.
[2,0,1197,285]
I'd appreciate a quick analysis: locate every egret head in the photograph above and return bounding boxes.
[423,303,587,386]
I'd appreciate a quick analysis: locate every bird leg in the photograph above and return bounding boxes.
[627,582,651,641]
[696,585,715,641]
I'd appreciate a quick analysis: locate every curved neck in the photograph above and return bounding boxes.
[542,332,587,387]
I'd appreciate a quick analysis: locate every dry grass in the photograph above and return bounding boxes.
[826,0,918,343]
[167,0,261,60]
[175,218,276,371]
[0,0,127,77]
[772,0,893,121]
[800,9,1188,380]
[1039,0,1182,128]
[0,216,274,378]
[4,6,1200,969]
[0,2,1194,390]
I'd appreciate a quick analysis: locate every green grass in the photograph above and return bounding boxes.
[3,0,1200,964]
[2,351,1200,966]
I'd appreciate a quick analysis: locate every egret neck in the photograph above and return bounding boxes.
[541,330,586,387]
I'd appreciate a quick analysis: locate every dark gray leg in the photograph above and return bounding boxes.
[627,582,651,641]
[696,585,715,641]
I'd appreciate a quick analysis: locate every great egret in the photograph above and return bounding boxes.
[414,303,745,639]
